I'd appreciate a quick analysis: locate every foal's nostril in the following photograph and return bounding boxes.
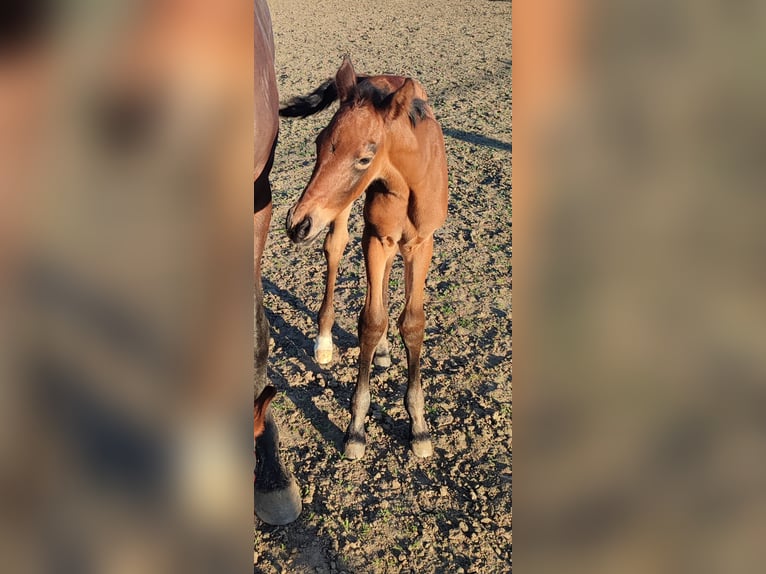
[286,205,312,243]
[293,216,312,242]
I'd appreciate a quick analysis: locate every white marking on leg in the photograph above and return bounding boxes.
[314,335,333,365]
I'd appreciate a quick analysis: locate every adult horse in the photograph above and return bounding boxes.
[282,57,449,459]
[253,0,301,524]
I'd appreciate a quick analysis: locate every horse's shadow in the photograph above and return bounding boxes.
[442,128,512,153]
[262,276,355,450]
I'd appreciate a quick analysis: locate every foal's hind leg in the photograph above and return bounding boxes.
[315,205,351,364]
[344,233,396,459]
[372,253,396,368]
[399,236,434,458]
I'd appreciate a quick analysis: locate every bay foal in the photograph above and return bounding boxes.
[280,66,431,368]
[283,57,448,459]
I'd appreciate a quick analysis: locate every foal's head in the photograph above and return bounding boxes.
[285,57,421,244]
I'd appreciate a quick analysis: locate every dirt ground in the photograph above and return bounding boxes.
[255,0,511,572]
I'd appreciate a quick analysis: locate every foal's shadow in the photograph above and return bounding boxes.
[262,276,355,450]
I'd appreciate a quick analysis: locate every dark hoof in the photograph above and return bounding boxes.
[343,440,366,460]
[254,478,302,525]
[411,438,433,458]
[343,428,367,460]
[411,430,433,458]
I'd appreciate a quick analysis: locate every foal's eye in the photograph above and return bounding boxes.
[356,156,373,169]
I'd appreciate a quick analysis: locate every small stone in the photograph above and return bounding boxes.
[437,414,454,427]
[391,480,400,489]
[459,521,469,532]
[439,486,449,497]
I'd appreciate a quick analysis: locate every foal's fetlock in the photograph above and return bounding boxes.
[372,337,391,368]
[373,348,391,369]
[313,335,333,365]
[343,427,367,460]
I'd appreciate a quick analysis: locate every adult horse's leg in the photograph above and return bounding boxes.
[399,236,435,458]
[253,201,272,389]
[344,232,396,459]
[253,162,301,524]
[315,205,351,365]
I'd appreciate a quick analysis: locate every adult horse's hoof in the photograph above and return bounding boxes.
[314,336,333,365]
[411,437,433,458]
[254,477,302,525]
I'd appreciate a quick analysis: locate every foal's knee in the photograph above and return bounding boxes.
[397,308,425,348]
[359,308,387,347]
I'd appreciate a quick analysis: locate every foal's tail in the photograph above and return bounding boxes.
[279,78,338,118]
[279,74,371,118]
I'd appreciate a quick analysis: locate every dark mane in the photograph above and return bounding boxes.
[354,80,393,109]
[408,98,429,127]
[354,81,430,127]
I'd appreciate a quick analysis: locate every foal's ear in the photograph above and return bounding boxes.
[335,56,357,102]
[386,78,418,122]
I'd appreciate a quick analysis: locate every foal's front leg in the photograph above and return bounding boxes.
[399,236,435,458]
[315,205,351,364]
[344,233,396,459]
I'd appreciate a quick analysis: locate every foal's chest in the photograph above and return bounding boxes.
[362,183,411,241]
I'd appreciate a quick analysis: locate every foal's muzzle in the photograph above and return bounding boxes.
[285,206,312,244]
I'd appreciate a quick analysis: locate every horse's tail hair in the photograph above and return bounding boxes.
[279,78,338,118]
[279,74,371,118]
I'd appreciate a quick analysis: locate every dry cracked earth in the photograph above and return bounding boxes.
[256,1,511,572]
